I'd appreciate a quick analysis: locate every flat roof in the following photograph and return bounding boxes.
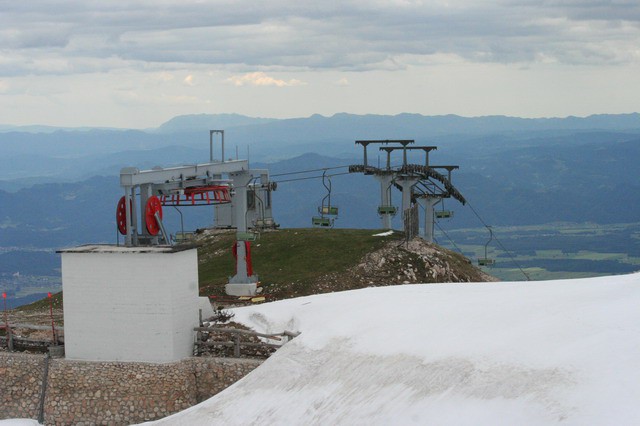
[57,244,197,254]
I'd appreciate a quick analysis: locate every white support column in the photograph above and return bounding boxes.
[131,187,139,246]
[124,186,132,246]
[376,174,394,230]
[417,197,439,243]
[227,171,259,296]
[398,177,419,214]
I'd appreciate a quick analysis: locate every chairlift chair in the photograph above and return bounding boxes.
[319,171,338,217]
[319,206,339,216]
[312,171,338,228]
[312,216,333,227]
[377,205,398,216]
[477,226,496,267]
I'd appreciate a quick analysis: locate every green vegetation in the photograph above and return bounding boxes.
[16,291,62,312]
[198,228,400,296]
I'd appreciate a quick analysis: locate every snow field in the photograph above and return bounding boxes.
[149,274,640,424]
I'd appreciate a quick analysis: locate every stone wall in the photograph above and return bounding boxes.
[192,357,263,403]
[0,352,262,425]
[0,352,45,420]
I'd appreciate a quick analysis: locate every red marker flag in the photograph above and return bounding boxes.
[48,292,52,298]
[1,292,5,299]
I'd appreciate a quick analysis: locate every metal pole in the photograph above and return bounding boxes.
[2,292,7,336]
[363,144,368,168]
[48,292,56,343]
[2,292,7,328]
[209,130,214,162]
[124,187,132,246]
[131,187,138,246]
[173,206,184,238]
[210,130,225,162]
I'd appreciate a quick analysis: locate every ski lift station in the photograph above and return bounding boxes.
[59,131,277,363]
[57,131,491,364]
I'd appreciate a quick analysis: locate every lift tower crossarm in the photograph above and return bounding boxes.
[378,145,438,167]
[410,146,437,167]
[355,140,414,168]
[429,165,459,182]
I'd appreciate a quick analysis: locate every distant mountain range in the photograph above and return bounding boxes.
[5,111,640,135]
[1,112,640,190]
[153,113,277,133]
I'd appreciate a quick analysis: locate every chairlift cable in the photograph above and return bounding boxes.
[271,165,350,177]
[274,162,404,184]
[274,171,352,184]
[272,162,404,182]
[465,201,531,281]
[434,222,464,254]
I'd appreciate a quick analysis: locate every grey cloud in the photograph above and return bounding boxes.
[1,0,639,76]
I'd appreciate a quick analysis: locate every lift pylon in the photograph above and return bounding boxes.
[349,140,465,242]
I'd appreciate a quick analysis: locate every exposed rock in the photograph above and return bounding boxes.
[309,238,497,293]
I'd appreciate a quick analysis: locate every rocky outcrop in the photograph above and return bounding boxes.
[312,238,497,293]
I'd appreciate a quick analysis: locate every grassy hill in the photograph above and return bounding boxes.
[196,228,495,299]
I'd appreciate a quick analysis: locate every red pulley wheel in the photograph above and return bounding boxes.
[145,195,163,236]
[116,196,129,235]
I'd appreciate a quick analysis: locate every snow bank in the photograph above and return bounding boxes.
[150,274,640,425]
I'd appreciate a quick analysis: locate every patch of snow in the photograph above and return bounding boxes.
[0,420,41,426]
[372,230,394,237]
[149,273,640,425]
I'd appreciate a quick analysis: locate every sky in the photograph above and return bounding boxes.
[1,0,640,128]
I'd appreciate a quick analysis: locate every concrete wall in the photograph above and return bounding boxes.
[0,352,262,425]
[60,246,199,363]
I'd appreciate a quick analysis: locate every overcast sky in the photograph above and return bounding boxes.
[1,0,639,128]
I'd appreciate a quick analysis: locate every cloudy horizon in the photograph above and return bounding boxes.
[1,0,639,128]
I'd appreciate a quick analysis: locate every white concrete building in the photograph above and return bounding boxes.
[59,245,199,363]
